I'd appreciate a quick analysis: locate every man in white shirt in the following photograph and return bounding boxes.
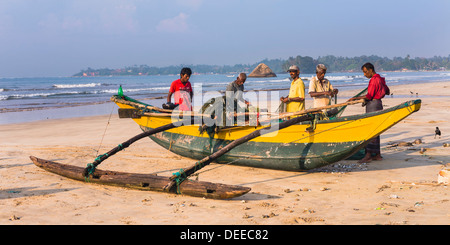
[308,64,338,108]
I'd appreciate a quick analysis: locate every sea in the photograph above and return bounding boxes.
[1,71,450,125]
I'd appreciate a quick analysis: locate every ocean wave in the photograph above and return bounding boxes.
[328,75,363,81]
[1,91,84,100]
[251,78,290,83]
[385,72,450,81]
[52,83,102,88]
[0,86,172,101]
[334,83,369,88]
[194,82,228,87]
[122,87,170,93]
[1,93,52,100]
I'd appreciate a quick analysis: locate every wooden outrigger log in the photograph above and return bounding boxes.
[29,115,252,199]
[30,156,251,199]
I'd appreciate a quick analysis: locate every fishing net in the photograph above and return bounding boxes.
[332,87,368,118]
[198,95,252,136]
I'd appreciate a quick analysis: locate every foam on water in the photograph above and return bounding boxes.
[52,83,102,88]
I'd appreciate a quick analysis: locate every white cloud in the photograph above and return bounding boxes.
[36,1,139,34]
[100,3,139,33]
[156,13,189,33]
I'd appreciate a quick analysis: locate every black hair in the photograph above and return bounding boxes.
[180,67,192,76]
[361,63,375,72]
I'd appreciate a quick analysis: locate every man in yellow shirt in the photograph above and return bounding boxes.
[280,65,305,112]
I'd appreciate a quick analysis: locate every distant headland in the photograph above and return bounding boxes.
[73,54,450,77]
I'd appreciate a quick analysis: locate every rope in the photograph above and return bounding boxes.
[365,108,397,141]
[170,160,207,193]
[95,103,115,157]
[190,156,244,179]
[84,153,110,182]
[171,168,187,194]
[84,163,96,182]
[84,103,116,182]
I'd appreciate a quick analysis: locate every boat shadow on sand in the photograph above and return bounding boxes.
[0,186,79,200]
[0,162,33,169]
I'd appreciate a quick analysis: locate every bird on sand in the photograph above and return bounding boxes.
[435,127,441,139]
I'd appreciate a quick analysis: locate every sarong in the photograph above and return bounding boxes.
[365,99,383,154]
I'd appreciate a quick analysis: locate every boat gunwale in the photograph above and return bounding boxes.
[111,95,421,126]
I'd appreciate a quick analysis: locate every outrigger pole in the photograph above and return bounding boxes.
[82,117,197,178]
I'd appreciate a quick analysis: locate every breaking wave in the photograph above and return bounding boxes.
[52,83,102,88]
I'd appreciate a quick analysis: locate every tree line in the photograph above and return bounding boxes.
[73,54,450,76]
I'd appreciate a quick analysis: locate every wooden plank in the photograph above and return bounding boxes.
[30,156,251,199]
[266,99,365,122]
[118,108,141,118]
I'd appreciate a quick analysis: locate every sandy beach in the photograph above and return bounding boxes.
[1,81,449,226]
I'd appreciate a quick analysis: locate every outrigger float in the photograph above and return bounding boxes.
[31,88,421,199]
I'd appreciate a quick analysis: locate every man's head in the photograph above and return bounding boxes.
[180,67,192,83]
[288,65,300,79]
[316,64,327,81]
[361,63,376,79]
[236,73,247,85]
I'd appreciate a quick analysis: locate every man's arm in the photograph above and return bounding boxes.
[309,91,331,97]
[309,89,338,98]
[285,96,304,102]
[348,95,366,101]
[167,92,173,103]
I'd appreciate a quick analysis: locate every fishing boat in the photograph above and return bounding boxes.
[111,94,422,171]
[31,89,421,199]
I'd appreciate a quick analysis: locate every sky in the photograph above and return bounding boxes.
[0,0,449,77]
